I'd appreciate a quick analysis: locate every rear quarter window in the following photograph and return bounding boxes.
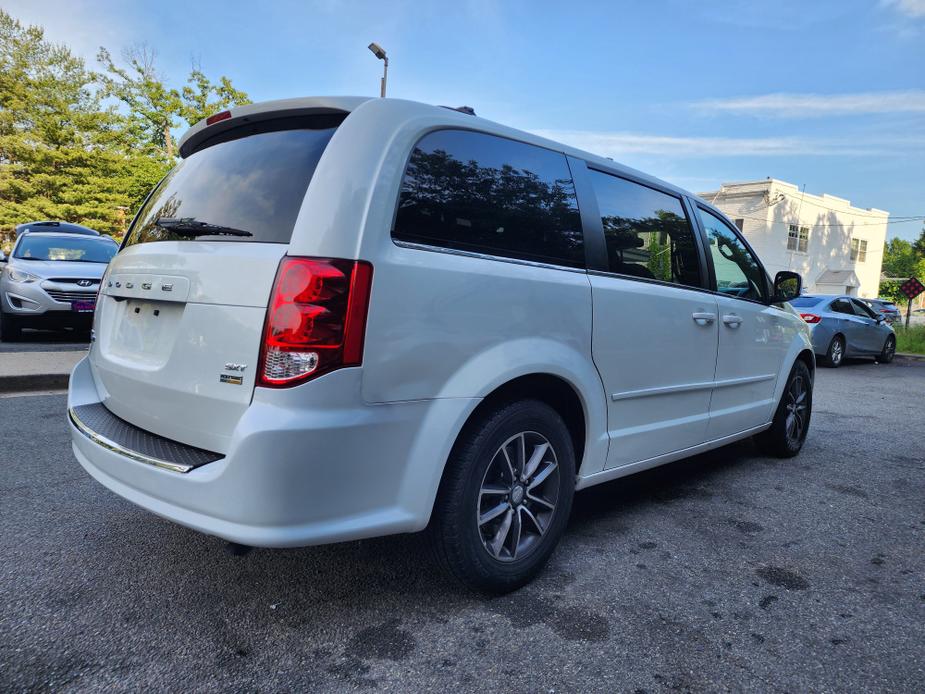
[392,129,584,268]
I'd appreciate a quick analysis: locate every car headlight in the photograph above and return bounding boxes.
[6,268,40,283]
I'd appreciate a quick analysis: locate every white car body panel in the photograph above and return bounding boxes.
[68,95,814,547]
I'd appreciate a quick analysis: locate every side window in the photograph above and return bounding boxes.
[830,299,852,314]
[698,208,767,302]
[392,129,584,267]
[851,299,877,319]
[587,170,701,287]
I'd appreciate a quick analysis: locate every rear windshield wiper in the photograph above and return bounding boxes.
[154,217,253,237]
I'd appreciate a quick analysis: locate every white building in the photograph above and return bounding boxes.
[698,179,888,298]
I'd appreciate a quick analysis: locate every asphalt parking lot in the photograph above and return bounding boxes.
[1,358,923,692]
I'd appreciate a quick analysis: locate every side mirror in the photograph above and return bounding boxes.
[771,271,801,303]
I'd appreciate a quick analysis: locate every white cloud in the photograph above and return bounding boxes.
[693,90,925,117]
[881,0,925,18]
[531,129,923,159]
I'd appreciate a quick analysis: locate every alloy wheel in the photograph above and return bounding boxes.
[784,374,808,445]
[477,431,560,562]
[831,339,843,365]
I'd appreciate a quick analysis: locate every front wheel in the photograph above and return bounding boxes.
[755,360,812,458]
[879,335,896,364]
[428,399,575,594]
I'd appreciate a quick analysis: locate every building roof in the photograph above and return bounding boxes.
[816,269,860,287]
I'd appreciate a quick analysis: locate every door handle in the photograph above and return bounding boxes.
[722,314,743,328]
[692,312,716,326]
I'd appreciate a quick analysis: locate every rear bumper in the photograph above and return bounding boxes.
[68,356,478,547]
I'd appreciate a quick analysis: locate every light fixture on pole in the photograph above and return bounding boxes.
[368,42,388,98]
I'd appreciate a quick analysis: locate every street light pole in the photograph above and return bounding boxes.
[368,42,388,97]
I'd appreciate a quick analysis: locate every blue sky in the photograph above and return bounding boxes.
[8,0,925,240]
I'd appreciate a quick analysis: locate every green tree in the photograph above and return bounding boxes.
[879,235,925,303]
[0,10,250,245]
[0,10,158,240]
[97,46,249,159]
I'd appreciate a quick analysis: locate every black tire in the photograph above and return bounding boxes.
[428,399,575,594]
[823,335,844,368]
[0,313,23,342]
[756,360,812,458]
[879,334,896,364]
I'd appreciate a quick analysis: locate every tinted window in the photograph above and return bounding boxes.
[829,299,853,314]
[588,171,701,287]
[14,235,117,263]
[392,130,584,267]
[851,299,877,319]
[125,117,343,247]
[791,296,822,308]
[698,208,766,302]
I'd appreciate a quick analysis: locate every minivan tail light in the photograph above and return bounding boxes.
[800,313,821,324]
[258,257,373,387]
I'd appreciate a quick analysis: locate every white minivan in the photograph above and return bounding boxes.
[68,96,813,593]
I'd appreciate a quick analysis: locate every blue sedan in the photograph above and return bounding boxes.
[790,295,896,368]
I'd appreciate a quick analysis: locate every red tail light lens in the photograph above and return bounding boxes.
[206,110,232,125]
[259,257,373,387]
[800,313,821,324]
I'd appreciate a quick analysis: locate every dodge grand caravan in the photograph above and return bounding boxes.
[68,96,813,593]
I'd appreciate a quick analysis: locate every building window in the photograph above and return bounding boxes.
[787,224,809,253]
[850,238,867,262]
[733,218,744,231]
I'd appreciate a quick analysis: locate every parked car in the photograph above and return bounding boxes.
[861,298,901,324]
[790,295,896,367]
[68,96,814,593]
[15,220,101,238]
[0,230,118,340]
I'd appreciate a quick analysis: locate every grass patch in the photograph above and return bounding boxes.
[894,325,925,355]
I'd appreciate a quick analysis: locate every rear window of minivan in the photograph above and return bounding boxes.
[392,129,584,268]
[124,115,344,247]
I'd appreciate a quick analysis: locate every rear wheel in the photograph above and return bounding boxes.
[428,399,575,594]
[879,335,896,364]
[0,313,23,342]
[756,360,812,458]
[823,335,844,368]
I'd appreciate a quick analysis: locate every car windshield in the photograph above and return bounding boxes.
[14,235,117,263]
[790,296,822,307]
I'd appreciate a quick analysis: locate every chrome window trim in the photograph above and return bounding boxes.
[392,240,589,274]
[68,406,194,474]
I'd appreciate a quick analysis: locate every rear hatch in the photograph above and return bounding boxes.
[90,112,346,453]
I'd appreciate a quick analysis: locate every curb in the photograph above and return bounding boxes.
[896,352,925,362]
[0,373,70,394]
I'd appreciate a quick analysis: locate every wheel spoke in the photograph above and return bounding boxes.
[517,434,526,479]
[520,505,545,536]
[501,446,516,483]
[528,461,557,491]
[509,508,522,559]
[479,501,510,526]
[523,442,550,480]
[490,508,514,557]
[480,484,508,497]
[526,491,555,511]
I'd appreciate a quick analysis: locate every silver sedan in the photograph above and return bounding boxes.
[790,294,896,367]
[0,231,117,341]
